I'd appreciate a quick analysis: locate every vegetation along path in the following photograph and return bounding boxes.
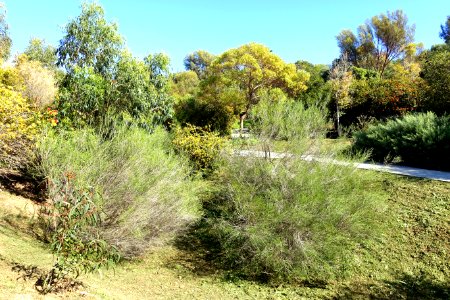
[236,150,450,182]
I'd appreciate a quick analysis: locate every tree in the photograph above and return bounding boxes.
[440,16,450,44]
[204,43,309,131]
[419,46,450,113]
[24,38,57,70]
[184,50,216,79]
[57,66,107,127]
[144,52,171,90]
[337,10,415,77]
[330,55,353,136]
[56,2,123,77]
[0,3,11,62]
[57,51,174,129]
[295,60,330,107]
[169,71,200,101]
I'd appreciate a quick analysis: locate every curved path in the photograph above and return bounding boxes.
[236,150,450,182]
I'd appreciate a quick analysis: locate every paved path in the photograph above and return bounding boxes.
[235,150,450,183]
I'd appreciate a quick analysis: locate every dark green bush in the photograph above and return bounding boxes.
[353,112,450,170]
[174,97,234,135]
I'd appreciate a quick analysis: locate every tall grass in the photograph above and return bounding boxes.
[36,126,206,258]
[200,98,386,282]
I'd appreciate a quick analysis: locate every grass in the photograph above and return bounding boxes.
[230,137,352,155]
[0,172,449,299]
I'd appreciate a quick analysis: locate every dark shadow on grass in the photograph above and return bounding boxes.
[171,219,275,283]
[334,273,449,300]
[171,219,329,291]
[169,220,222,277]
[384,273,450,300]
[0,169,46,202]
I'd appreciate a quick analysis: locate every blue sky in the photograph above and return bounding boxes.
[3,0,449,71]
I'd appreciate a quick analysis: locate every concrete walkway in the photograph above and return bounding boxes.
[235,150,450,183]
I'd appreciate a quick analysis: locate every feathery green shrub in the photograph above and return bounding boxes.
[200,99,386,283]
[36,126,206,259]
[353,112,450,170]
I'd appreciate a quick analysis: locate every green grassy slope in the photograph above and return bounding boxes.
[0,173,448,299]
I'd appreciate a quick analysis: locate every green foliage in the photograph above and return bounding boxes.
[351,66,378,80]
[203,43,310,130]
[250,93,327,142]
[337,10,415,76]
[56,2,123,77]
[54,2,173,130]
[144,52,171,89]
[200,99,385,283]
[57,50,174,130]
[37,172,120,294]
[23,38,57,70]
[0,3,11,62]
[54,3,171,130]
[440,16,450,44]
[295,60,331,107]
[419,47,450,114]
[57,66,107,128]
[353,112,450,170]
[183,50,216,79]
[169,71,200,101]
[174,97,234,135]
[36,126,205,258]
[172,124,224,173]
[110,52,173,129]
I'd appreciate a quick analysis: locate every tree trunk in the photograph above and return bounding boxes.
[239,111,247,133]
[336,102,342,137]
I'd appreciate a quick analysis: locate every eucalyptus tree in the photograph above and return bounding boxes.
[0,3,11,62]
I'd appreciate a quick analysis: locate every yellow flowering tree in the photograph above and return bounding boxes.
[203,43,310,131]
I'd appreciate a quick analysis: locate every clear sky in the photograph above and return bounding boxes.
[3,0,449,72]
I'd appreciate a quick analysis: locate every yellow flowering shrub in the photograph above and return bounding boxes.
[172,124,224,173]
[0,67,24,90]
[0,85,40,169]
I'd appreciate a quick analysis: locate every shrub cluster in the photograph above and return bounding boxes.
[0,85,40,169]
[36,126,206,259]
[172,124,224,173]
[174,97,234,135]
[353,112,450,170]
[199,99,385,283]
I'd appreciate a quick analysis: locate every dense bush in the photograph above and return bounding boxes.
[36,126,206,259]
[353,112,450,170]
[174,97,234,135]
[0,85,40,169]
[172,124,224,173]
[341,76,420,127]
[419,46,450,114]
[16,55,58,109]
[250,96,327,143]
[200,99,385,282]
